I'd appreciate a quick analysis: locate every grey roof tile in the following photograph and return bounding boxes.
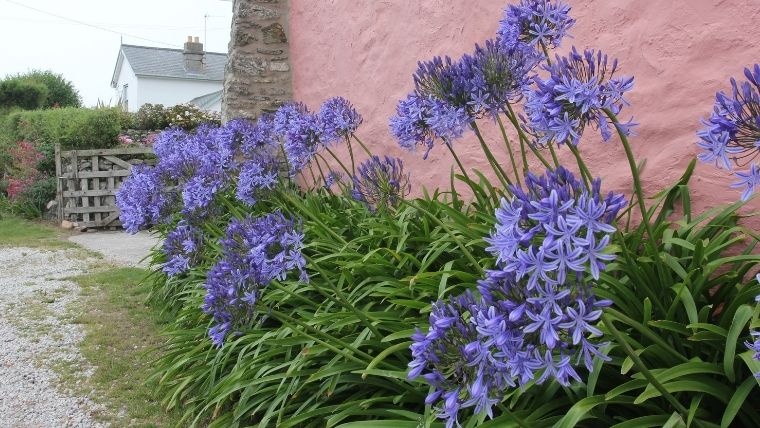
[121,44,227,81]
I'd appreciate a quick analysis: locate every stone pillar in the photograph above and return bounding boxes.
[221,0,292,122]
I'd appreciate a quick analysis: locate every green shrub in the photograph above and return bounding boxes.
[164,104,220,129]
[0,78,48,110]
[10,70,81,108]
[4,107,124,174]
[133,103,169,130]
[7,176,55,219]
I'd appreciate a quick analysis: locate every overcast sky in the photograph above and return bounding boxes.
[0,0,233,106]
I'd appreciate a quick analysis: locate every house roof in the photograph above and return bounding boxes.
[111,44,227,86]
[188,90,223,111]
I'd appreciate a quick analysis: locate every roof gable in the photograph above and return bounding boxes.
[114,44,227,84]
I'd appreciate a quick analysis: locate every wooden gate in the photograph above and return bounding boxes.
[55,144,155,228]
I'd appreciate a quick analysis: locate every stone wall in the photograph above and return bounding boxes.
[221,0,291,122]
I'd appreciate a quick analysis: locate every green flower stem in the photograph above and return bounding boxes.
[313,155,329,187]
[352,134,374,157]
[445,141,473,182]
[471,121,513,189]
[495,114,523,186]
[567,144,593,188]
[307,163,319,187]
[601,313,693,421]
[323,145,353,177]
[400,199,484,276]
[504,103,553,170]
[304,254,383,338]
[279,143,292,185]
[547,143,560,169]
[602,108,661,259]
[345,135,356,174]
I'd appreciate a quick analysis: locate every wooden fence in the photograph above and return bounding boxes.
[55,144,155,228]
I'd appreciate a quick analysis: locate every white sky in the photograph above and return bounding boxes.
[0,0,233,106]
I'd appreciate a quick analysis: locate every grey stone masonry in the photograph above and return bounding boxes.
[222,0,292,122]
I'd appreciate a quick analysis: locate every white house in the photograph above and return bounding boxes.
[110,37,227,113]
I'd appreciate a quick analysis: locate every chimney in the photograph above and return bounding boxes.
[183,36,205,73]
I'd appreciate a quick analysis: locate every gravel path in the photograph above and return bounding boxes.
[68,231,159,267]
[0,247,106,427]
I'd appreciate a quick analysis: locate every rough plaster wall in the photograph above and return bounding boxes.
[222,0,291,122]
[289,0,760,219]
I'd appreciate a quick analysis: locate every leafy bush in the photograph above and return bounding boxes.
[3,107,125,174]
[9,70,81,108]
[116,1,760,427]
[133,103,169,130]
[164,103,220,129]
[0,78,48,110]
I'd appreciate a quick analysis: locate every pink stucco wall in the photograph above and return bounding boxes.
[290,0,760,217]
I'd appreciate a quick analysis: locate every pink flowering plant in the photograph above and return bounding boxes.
[116,1,760,427]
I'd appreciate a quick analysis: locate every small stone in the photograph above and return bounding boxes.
[262,23,287,44]
[269,61,289,72]
[46,200,58,210]
[60,221,74,230]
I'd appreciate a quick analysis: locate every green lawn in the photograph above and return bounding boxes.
[0,215,76,248]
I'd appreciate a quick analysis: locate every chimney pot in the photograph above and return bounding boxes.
[183,36,205,73]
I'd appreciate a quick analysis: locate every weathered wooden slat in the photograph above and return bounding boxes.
[65,147,154,156]
[64,206,119,214]
[62,170,131,179]
[63,189,115,197]
[80,179,90,223]
[91,156,101,223]
[54,144,63,222]
[102,155,133,170]
[98,211,120,227]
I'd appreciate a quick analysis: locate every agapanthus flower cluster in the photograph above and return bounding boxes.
[319,97,363,144]
[115,165,173,233]
[390,40,541,157]
[497,0,575,50]
[696,64,760,200]
[160,220,203,277]
[410,167,625,426]
[524,47,635,146]
[351,156,411,210]
[202,212,308,346]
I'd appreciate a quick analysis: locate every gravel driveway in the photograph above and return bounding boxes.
[0,231,156,427]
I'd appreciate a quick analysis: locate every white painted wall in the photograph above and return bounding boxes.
[113,54,139,111]
[137,77,223,111]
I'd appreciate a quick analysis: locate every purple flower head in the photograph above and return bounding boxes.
[731,163,760,201]
[273,103,323,174]
[115,165,173,233]
[351,155,411,210]
[324,170,345,189]
[319,97,363,144]
[202,212,308,346]
[524,47,635,146]
[161,220,203,277]
[696,65,760,200]
[498,0,575,51]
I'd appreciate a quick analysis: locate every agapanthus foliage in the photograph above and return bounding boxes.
[410,167,625,425]
[696,64,760,200]
[524,47,635,146]
[351,155,410,210]
[202,212,308,346]
[115,165,173,233]
[161,220,203,277]
[497,0,575,50]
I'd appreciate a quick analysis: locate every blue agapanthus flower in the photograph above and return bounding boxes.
[497,0,575,51]
[319,96,363,144]
[115,165,173,234]
[696,64,760,200]
[202,212,308,346]
[411,167,624,426]
[524,47,635,146]
[351,155,411,210]
[160,220,203,277]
